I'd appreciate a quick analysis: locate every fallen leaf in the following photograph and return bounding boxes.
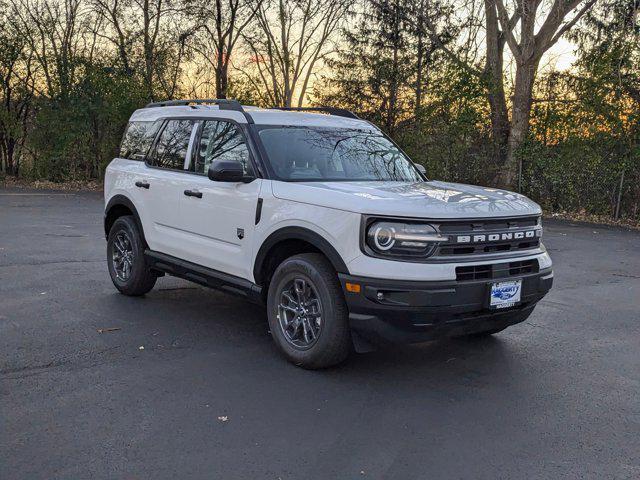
[217,416,228,422]
[138,346,145,350]
[97,327,121,334]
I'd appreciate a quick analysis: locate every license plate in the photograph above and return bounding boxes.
[490,280,522,309]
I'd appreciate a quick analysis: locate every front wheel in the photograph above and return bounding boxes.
[267,253,351,369]
[107,215,157,296]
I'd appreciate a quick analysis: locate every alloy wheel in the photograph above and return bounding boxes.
[277,277,323,349]
[112,231,134,281]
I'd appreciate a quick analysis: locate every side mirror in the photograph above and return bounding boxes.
[208,160,252,183]
[414,163,427,176]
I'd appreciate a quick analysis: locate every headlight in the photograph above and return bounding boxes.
[365,220,448,258]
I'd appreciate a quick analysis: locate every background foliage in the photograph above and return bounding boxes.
[1,0,638,221]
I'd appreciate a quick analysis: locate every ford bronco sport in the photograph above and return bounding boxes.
[104,99,553,368]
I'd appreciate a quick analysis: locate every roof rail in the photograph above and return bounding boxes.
[145,99,244,112]
[271,106,359,119]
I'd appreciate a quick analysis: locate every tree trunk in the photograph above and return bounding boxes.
[217,63,229,99]
[497,59,538,189]
[1,144,7,175]
[485,62,510,174]
[387,46,398,132]
[142,0,157,101]
[415,39,423,115]
[215,44,229,99]
[483,0,510,179]
[1,135,18,176]
[386,4,401,132]
[414,1,425,116]
[7,141,15,176]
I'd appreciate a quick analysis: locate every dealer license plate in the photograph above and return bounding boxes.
[490,280,522,309]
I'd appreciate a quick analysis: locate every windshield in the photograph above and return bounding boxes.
[257,127,423,182]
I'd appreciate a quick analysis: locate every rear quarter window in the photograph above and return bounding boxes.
[119,121,161,160]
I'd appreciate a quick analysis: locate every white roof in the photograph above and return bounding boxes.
[129,104,375,129]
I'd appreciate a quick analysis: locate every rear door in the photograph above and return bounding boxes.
[178,119,262,279]
[143,119,198,258]
[114,120,162,233]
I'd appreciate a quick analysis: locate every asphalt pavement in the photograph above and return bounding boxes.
[1,188,639,479]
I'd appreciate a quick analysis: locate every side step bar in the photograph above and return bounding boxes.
[145,250,263,304]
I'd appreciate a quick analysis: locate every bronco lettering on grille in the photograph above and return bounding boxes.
[455,229,541,244]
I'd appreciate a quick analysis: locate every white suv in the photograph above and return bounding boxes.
[104,99,553,368]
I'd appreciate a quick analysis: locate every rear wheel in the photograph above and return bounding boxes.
[267,253,351,369]
[107,216,156,296]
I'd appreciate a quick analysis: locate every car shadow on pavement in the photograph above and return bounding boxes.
[97,279,522,387]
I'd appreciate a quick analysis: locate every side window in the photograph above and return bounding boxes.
[192,120,252,175]
[150,120,194,170]
[119,121,161,160]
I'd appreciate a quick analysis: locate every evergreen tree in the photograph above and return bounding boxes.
[317,0,454,133]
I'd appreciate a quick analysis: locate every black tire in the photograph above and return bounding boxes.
[267,253,351,369]
[107,215,157,296]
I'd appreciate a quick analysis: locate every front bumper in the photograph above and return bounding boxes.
[339,268,553,344]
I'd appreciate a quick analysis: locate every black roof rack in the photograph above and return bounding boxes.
[270,106,359,119]
[145,99,244,112]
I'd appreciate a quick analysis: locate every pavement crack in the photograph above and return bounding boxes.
[526,322,548,329]
[613,273,640,279]
[0,360,57,375]
[1,346,122,379]
[539,299,571,310]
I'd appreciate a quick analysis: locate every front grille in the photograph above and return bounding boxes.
[438,216,539,233]
[434,216,541,258]
[456,259,539,282]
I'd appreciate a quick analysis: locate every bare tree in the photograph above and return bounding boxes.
[8,0,90,99]
[190,0,263,98]
[494,0,597,187]
[0,2,37,175]
[241,0,351,107]
[422,0,597,188]
[92,0,187,99]
[91,0,136,75]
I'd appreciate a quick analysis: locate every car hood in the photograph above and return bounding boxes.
[271,180,542,219]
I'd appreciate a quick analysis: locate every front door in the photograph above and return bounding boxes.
[178,119,262,279]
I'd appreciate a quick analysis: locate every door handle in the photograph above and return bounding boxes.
[135,181,150,189]
[184,189,203,199]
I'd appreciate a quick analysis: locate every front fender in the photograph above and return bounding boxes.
[253,225,350,284]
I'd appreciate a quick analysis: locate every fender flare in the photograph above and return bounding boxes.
[253,226,349,284]
[104,194,147,245]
